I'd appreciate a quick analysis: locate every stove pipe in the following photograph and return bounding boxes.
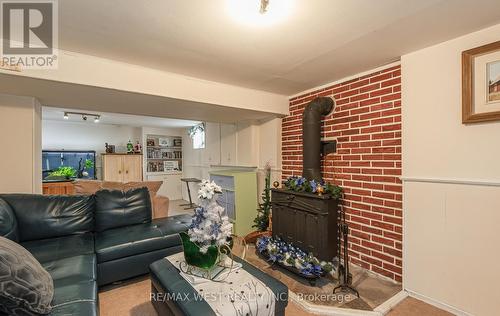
[302,97,334,181]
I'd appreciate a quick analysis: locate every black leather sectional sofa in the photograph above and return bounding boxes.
[0,187,191,316]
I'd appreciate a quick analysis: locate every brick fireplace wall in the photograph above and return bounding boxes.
[282,65,402,282]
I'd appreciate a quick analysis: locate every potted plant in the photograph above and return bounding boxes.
[180,180,233,278]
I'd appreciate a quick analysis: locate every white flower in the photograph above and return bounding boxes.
[187,179,233,252]
[197,180,222,200]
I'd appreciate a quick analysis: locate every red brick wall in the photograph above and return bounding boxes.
[282,65,402,282]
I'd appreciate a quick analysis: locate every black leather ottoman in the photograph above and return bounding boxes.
[150,254,288,316]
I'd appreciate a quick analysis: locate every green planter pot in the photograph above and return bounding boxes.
[179,232,219,270]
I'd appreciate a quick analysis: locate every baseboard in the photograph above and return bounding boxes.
[406,289,473,316]
[373,290,408,315]
[288,290,382,316]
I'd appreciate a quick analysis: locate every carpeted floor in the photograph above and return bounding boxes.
[99,276,451,316]
[108,202,449,315]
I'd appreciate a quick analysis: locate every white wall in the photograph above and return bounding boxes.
[42,120,142,179]
[0,94,42,193]
[402,23,500,316]
[182,118,282,204]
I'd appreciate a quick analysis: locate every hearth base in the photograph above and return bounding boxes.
[245,244,402,312]
[256,249,325,286]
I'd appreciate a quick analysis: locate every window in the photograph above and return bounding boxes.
[189,123,205,149]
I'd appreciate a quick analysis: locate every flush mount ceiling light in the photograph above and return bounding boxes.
[63,111,101,123]
[226,0,295,27]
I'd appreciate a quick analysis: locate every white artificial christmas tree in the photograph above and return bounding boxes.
[187,180,233,253]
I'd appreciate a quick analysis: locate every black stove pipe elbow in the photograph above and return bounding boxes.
[302,97,334,181]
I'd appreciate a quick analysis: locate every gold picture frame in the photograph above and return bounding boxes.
[462,41,500,123]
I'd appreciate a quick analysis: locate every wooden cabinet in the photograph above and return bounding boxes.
[220,123,237,165]
[202,122,221,165]
[42,181,74,195]
[236,122,259,166]
[102,154,143,182]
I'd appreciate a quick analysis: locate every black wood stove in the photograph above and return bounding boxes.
[271,189,339,262]
[271,96,339,261]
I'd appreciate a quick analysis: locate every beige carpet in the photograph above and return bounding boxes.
[99,276,449,316]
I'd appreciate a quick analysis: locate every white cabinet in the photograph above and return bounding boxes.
[220,123,236,165]
[236,122,259,166]
[147,173,182,200]
[201,122,221,165]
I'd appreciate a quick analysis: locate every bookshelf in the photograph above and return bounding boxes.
[145,134,182,174]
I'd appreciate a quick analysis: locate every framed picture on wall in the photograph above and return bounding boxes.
[462,40,500,123]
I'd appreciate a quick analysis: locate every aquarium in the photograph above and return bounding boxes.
[42,150,96,180]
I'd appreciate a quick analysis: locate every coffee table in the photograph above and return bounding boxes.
[150,253,288,316]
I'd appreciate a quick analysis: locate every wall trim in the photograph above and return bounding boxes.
[374,290,409,315]
[401,176,500,187]
[289,60,401,99]
[288,290,380,316]
[289,290,408,316]
[406,290,473,316]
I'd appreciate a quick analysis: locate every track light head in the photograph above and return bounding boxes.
[82,115,87,121]
[63,112,69,119]
[94,116,100,123]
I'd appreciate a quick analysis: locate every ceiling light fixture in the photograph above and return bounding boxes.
[226,0,295,27]
[62,111,101,123]
[260,0,269,14]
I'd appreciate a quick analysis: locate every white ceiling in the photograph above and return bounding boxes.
[57,0,500,95]
[43,106,201,128]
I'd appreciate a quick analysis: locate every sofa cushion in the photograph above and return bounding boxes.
[42,254,97,287]
[21,233,94,264]
[49,301,98,316]
[51,280,97,313]
[0,194,95,242]
[0,198,18,242]
[0,236,54,315]
[95,187,152,232]
[95,214,191,263]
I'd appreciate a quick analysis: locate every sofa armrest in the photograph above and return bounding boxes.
[153,195,169,219]
[0,198,19,242]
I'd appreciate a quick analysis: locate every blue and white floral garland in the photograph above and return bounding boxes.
[284,176,343,199]
[256,236,337,277]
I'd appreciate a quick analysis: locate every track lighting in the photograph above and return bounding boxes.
[62,111,101,123]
